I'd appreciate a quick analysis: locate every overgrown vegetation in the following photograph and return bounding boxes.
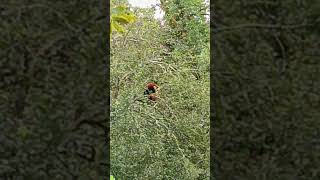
[0,0,107,179]
[213,0,320,179]
[110,0,209,179]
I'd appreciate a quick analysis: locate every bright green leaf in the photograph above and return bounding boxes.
[112,14,136,24]
[110,175,115,180]
[112,21,125,33]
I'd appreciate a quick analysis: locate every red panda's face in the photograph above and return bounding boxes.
[146,83,158,90]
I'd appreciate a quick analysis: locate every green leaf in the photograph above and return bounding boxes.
[111,21,125,33]
[112,14,136,24]
[110,5,136,34]
[110,175,116,180]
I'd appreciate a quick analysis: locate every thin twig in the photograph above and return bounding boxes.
[213,22,317,34]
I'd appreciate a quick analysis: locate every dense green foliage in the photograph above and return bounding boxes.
[213,0,320,179]
[111,4,136,34]
[111,1,209,179]
[0,1,107,178]
[161,0,209,54]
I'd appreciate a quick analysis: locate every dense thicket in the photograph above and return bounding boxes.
[212,1,320,179]
[0,1,107,179]
[111,0,210,179]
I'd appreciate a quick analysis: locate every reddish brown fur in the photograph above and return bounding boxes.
[146,83,158,90]
[148,93,158,101]
[145,82,159,102]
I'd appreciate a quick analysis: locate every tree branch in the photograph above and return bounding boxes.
[213,22,317,34]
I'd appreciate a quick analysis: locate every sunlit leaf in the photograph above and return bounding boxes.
[112,21,125,33]
[110,175,116,180]
[110,5,136,34]
[112,14,136,24]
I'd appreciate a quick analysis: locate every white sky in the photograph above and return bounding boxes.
[128,0,159,8]
[128,0,209,21]
[128,0,164,19]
